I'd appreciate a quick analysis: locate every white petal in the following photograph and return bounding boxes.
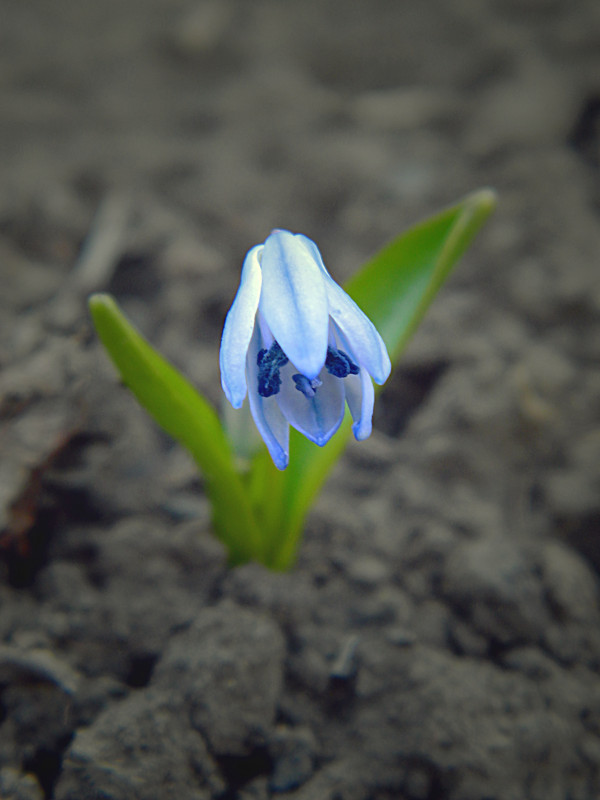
[344,367,375,441]
[220,245,263,408]
[276,361,345,446]
[296,234,330,275]
[258,230,328,380]
[326,289,391,385]
[246,326,289,469]
[300,234,390,385]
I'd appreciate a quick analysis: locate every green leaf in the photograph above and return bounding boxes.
[346,188,497,362]
[253,188,497,569]
[89,293,263,564]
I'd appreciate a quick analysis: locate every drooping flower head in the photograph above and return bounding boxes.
[220,230,391,470]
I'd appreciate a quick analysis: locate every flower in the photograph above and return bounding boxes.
[220,230,391,470]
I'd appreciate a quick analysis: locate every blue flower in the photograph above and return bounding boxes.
[220,230,391,470]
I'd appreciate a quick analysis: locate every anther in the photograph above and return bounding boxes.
[257,341,289,397]
[325,346,359,378]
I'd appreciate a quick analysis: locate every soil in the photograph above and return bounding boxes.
[1,1,600,798]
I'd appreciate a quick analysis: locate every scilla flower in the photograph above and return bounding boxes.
[220,230,391,470]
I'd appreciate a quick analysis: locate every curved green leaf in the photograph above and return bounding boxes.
[89,293,262,564]
[254,188,497,569]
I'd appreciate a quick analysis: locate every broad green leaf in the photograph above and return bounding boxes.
[89,294,262,564]
[253,189,497,569]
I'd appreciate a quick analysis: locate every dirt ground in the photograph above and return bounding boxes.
[1,1,600,798]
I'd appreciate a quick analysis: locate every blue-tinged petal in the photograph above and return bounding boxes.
[344,367,375,441]
[298,234,391,385]
[256,310,275,349]
[327,289,391,385]
[246,326,289,469]
[258,230,328,380]
[296,234,330,275]
[220,245,263,408]
[276,361,345,446]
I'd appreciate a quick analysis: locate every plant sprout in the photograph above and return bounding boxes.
[90,189,496,569]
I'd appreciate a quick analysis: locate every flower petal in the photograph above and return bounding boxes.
[246,326,289,469]
[276,361,345,446]
[258,230,329,380]
[296,234,330,275]
[327,290,391,385]
[220,245,263,408]
[299,234,391,385]
[344,367,375,441]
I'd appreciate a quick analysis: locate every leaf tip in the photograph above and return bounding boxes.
[467,187,498,217]
[88,293,120,331]
[88,292,114,312]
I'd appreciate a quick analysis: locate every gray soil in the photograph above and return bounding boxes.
[1,1,600,798]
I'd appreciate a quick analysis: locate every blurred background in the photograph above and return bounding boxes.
[1,2,600,798]
[2,0,598,260]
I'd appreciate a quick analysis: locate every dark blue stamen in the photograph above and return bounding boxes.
[325,346,359,378]
[293,374,322,399]
[257,341,289,397]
